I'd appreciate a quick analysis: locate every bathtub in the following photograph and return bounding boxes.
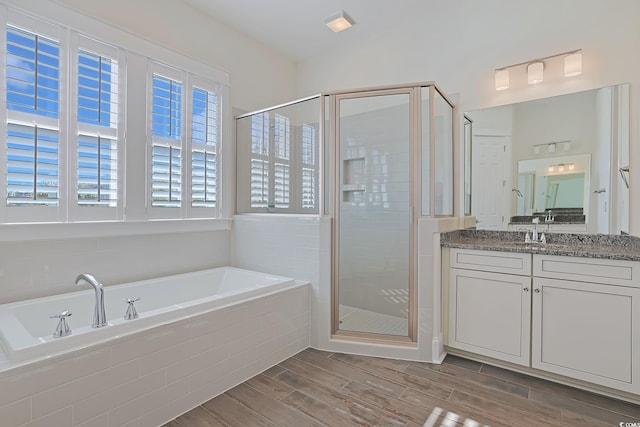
[0,267,299,363]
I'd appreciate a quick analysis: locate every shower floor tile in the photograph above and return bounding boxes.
[339,304,408,336]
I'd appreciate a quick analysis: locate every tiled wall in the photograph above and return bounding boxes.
[0,283,310,427]
[0,230,231,304]
[232,214,324,349]
[338,103,411,318]
[232,215,321,285]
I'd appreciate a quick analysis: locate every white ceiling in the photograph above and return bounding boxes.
[180,0,430,62]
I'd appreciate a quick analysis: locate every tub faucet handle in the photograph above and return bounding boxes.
[124,297,140,320]
[49,309,72,338]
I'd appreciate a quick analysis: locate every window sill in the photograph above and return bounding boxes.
[0,218,232,242]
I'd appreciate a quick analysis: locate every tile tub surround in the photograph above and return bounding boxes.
[0,283,310,427]
[441,229,640,261]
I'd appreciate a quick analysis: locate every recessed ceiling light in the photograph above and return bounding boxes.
[323,10,355,33]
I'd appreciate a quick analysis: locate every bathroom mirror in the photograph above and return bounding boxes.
[467,84,629,234]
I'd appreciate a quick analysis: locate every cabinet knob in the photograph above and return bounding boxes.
[523,287,529,292]
[534,288,541,293]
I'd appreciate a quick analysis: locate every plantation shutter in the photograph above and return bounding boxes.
[151,73,183,208]
[250,112,269,208]
[301,124,317,210]
[76,48,119,207]
[191,86,217,208]
[5,25,60,207]
[273,114,290,209]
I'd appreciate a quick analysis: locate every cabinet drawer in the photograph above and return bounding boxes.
[450,249,531,276]
[534,255,640,287]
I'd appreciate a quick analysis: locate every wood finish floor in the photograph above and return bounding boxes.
[165,348,640,427]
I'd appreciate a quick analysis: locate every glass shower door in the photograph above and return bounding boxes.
[335,90,412,338]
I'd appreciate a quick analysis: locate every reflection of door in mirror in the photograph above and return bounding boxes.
[517,172,535,215]
[472,133,510,230]
[463,115,472,216]
[546,181,559,209]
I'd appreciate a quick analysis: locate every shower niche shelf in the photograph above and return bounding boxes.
[342,157,366,202]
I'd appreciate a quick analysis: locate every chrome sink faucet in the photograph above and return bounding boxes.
[545,210,555,222]
[76,273,107,328]
[525,217,546,244]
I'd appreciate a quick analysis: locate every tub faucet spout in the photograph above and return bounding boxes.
[76,273,107,328]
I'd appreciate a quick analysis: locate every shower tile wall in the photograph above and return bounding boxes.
[232,215,321,286]
[339,103,410,320]
[0,231,231,304]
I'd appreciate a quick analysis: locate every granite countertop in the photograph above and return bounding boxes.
[441,229,640,262]
[509,215,586,225]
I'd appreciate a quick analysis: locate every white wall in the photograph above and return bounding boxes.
[54,0,297,112]
[296,0,640,235]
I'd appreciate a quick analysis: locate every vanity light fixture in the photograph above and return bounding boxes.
[527,61,544,85]
[564,51,583,77]
[323,10,355,32]
[533,140,571,155]
[494,49,583,90]
[494,69,509,91]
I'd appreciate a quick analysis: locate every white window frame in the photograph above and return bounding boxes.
[1,10,69,224]
[146,61,185,219]
[0,2,231,239]
[68,33,125,222]
[186,74,221,219]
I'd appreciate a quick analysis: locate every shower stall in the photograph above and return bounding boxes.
[236,82,455,346]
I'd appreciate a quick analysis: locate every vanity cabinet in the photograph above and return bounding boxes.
[448,249,531,366]
[532,255,640,394]
[446,248,640,395]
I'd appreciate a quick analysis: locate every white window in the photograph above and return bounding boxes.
[70,34,124,221]
[241,107,319,214]
[147,63,184,216]
[301,123,317,210]
[188,79,219,216]
[250,112,270,209]
[2,13,67,223]
[0,5,229,230]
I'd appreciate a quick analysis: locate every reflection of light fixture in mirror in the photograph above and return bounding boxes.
[564,51,582,77]
[494,49,582,90]
[494,69,509,90]
[323,10,355,32]
[528,61,544,85]
[534,140,570,155]
[548,162,575,173]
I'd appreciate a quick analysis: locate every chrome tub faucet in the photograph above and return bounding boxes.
[76,273,108,328]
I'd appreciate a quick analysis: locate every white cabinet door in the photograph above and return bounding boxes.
[449,268,531,366]
[532,277,640,394]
